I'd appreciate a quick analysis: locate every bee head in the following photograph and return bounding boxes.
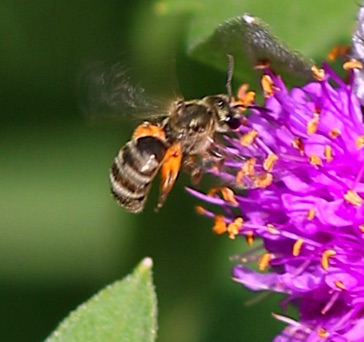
[202,95,242,132]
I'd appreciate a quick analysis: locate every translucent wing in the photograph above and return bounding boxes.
[78,60,171,121]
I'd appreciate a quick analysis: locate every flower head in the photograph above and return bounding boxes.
[189,63,364,341]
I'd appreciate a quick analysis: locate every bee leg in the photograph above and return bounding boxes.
[184,156,203,186]
[155,142,182,211]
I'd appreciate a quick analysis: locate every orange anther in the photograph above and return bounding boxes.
[263,154,278,172]
[195,205,206,215]
[213,215,227,235]
[258,253,271,270]
[309,154,322,166]
[292,239,304,257]
[307,114,319,135]
[311,65,325,81]
[240,130,258,146]
[246,231,254,246]
[329,129,341,139]
[318,327,329,338]
[321,249,336,270]
[324,145,333,162]
[356,135,364,149]
[292,137,305,155]
[334,280,345,290]
[307,208,316,220]
[344,190,363,207]
[227,217,243,239]
[261,74,274,97]
[208,187,238,206]
[343,59,363,71]
[266,224,279,235]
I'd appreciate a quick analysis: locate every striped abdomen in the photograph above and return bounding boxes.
[110,136,168,213]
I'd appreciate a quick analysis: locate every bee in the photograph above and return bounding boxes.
[110,94,245,213]
[109,55,251,213]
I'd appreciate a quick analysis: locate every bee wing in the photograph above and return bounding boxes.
[77,60,174,121]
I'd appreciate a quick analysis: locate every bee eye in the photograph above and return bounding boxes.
[226,116,241,129]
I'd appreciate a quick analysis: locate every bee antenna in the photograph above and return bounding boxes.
[226,54,234,100]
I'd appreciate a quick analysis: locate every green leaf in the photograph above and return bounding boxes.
[189,14,315,87]
[46,258,158,342]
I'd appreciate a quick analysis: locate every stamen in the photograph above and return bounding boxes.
[344,189,363,206]
[356,135,364,149]
[208,187,239,206]
[246,231,254,246]
[307,208,316,220]
[227,217,243,239]
[242,158,256,176]
[309,154,322,166]
[292,137,305,155]
[321,249,336,270]
[254,173,273,188]
[317,327,329,338]
[292,239,304,256]
[307,114,319,135]
[343,59,363,70]
[327,45,350,61]
[195,205,206,215]
[263,154,278,172]
[258,253,271,270]
[334,280,345,290]
[236,84,256,107]
[240,130,258,146]
[359,224,364,233]
[261,74,275,97]
[266,224,280,235]
[321,291,340,315]
[324,145,333,162]
[329,129,341,139]
[213,215,227,235]
[236,159,256,185]
[312,65,325,81]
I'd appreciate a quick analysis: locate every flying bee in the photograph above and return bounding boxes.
[109,56,252,213]
[110,93,246,213]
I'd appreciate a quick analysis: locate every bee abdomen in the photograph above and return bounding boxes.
[110,136,168,213]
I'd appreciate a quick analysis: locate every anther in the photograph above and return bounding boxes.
[208,187,239,206]
[307,114,319,135]
[311,65,325,81]
[195,205,206,215]
[324,145,333,162]
[254,173,273,188]
[240,130,258,146]
[246,231,254,246]
[329,129,341,139]
[258,253,271,270]
[261,74,275,97]
[356,135,364,149]
[263,154,278,172]
[227,217,243,239]
[321,249,336,270]
[334,280,345,290]
[307,208,316,220]
[344,190,363,206]
[292,137,305,155]
[213,215,227,235]
[292,239,304,256]
[343,59,363,71]
[309,154,322,166]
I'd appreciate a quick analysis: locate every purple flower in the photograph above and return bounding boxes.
[189,63,364,341]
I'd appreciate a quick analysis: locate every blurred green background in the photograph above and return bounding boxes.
[0,1,358,341]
